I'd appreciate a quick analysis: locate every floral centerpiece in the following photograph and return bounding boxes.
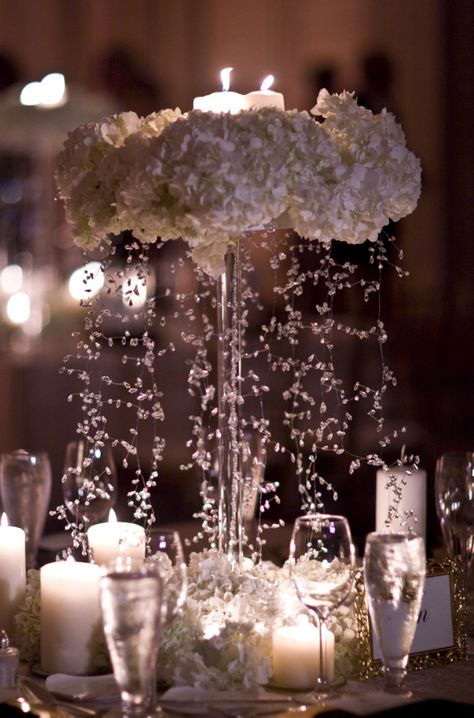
[21,89,422,687]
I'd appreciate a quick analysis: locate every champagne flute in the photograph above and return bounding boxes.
[435,451,474,632]
[62,439,118,528]
[289,514,355,699]
[0,450,52,569]
[147,528,187,626]
[363,532,426,696]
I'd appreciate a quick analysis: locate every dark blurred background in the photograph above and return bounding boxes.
[0,0,472,557]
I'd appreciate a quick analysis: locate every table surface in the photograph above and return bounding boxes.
[1,649,473,718]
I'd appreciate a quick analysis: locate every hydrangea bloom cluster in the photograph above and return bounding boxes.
[55,90,421,277]
[157,550,361,688]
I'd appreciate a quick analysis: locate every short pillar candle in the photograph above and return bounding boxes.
[272,619,335,689]
[40,558,102,675]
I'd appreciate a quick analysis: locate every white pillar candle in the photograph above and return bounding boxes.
[40,558,102,675]
[376,465,427,540]
[87,509,146,565]
[272,618,335,689]
[193,67,246,114]
[0,513,26,636]
[244,74,285,110]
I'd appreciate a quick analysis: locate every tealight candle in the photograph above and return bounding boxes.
[244,74,285,110]
[272,618,335,689]
[40,558,102,675]
[0,513,26,636]
[193,67,246,114]
[376,464,427,540]
[87,509,146,565]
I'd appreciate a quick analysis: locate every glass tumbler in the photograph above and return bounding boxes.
[100,558,164,717]
[0,449,52,569]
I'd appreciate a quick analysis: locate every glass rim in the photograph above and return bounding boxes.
[0,449,49,461]
[366,530,425,544]
[100,556,162,578]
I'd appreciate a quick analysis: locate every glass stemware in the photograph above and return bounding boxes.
[100,557,164,717]
[435,451,474,632]
[62,439,118,528]
[0,449,52,569]
[289,514,355,699]
[363,532,426,696]
[146,528,187,627]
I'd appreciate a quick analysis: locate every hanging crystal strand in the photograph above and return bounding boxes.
[216,242,244,566]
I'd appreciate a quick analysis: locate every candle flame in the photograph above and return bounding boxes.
[0,512,8,527]
[66,555,75,564]
[260,74,274,91]
[108,508,117,523]
[220,67,233,92]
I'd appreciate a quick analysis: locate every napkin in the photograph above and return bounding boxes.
[45,674,120,702]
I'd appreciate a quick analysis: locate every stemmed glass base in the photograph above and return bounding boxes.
[381,663,412,698]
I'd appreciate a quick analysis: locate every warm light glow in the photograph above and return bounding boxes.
[6,291,30,324]
[220,67,233,91]
[108,509,117,524]
[68,261,104,301]
[0,512,8,527]
[20,72,67,108]
[0,264,23,294]
[65,555,76,564]
[260,74,274,91]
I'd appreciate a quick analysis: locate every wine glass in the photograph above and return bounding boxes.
[146,528,187,627]
[363,532,426,696]
[289,514,356,699]
[0,449,52,569]
[62,439,118,528]
[100,557,164,717]
[435,451,474,631]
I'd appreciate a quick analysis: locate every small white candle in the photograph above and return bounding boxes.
[272,617,335,689]
[245,74,285,110]
[376,464,427,540]
[193,67,246,114]
[40,557,102,675]
[87,509,146,565]
[0,513,26,636]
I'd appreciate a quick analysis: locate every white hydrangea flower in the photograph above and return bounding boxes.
[55,93,421,275]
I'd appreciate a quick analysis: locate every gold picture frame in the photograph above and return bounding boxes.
[355,556,467,679]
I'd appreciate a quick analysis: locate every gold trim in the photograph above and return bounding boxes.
[355,556,467,679]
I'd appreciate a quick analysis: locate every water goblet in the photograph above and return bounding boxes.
[99,557,164,717]
[146,528,187,626]
[62,439,118,528]
[0,449,52,569]
[289,514,356,699]
[434,452,474,608]
[363,532,426,696]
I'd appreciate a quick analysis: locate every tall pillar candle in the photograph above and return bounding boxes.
[376,465,427,540]
[40,559,102,675]
[0,513,26,635]
[272,620,335,689]
[87,509,146,565]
